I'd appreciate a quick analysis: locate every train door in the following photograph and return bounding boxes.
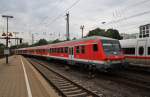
[69,47,74,61]
[137,40,146,64]
[93,44,99,60]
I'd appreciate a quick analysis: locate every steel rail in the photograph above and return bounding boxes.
[27,58,103,97]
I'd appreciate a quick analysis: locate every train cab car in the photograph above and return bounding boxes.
[120,37,150,65]
[16,36,125,71]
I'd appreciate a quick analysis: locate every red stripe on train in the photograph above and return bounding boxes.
[125,56,150,59]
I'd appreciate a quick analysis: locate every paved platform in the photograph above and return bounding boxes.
[0,55,59,97]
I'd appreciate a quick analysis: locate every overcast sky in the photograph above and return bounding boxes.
[0,0,150,45]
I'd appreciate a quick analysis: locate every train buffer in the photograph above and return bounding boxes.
[0,55,59,97]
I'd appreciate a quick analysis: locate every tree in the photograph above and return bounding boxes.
[10,43,29,49]
[51,39,61,43]
[33,39,48,46]
[38,39,48,45]
[86,27,123,40]
[72,37,76,40]
[87,28,105,37]
[0,43,5,48]
[0,43,5,55]
[106,29,123,40]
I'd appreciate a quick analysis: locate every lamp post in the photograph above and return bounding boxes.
[2,15,14,64]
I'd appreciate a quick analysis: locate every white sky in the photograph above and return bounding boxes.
[0,0,150,45]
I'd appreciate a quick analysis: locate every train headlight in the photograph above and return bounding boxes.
[107,60,110,63]
[105,60,111,65]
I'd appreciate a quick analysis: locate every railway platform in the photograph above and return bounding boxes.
[0,55,59,97]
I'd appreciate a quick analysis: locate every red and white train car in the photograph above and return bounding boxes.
[120,37,150,65]
[16,36,125,70]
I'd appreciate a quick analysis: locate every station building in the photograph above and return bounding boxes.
[139,24,150,38]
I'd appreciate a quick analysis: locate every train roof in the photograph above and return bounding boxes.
[46,36,116,46]
[17,36,117,50]
[119,37,149,47]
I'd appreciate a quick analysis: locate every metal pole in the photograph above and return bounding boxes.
[32,34,34,44]
[6,17,8,64]
[66,12,70,41]
[2,15,13,64]
[14,33,16,45]
[80,25,84,38]
[17,38,18,48]
[82,28,83,38]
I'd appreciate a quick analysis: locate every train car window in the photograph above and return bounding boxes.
[139,35,142,38]
[69,48,71,54]
[139,46,144,55]
[52,48,54,53]
[54,48,56,53]
[76,46,80,53]
[61,48,63,53]
[93,44,98,51]
[51,48,52,53]
[81,45,85,54]
[148,47,150,55]
[52,49,54,53]
[65,47,68,53]
[53,48,55,53]
[146,34,149,37]
[49,48,50,53]
[122,48,135,55]
[56,48,58,53]
[50,48,51,53]
[53,48,54,53]
[58,48,60,53]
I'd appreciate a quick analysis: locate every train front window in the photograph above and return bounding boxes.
[102,39,121,55]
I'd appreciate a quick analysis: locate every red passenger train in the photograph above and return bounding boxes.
[16,36,125,70]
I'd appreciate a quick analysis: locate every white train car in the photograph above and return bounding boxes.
[120,37,150,65]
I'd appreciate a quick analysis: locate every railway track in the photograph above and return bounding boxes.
[98,70,150,91]
[126,63,150,75]
[33,57,150,91]
[27,58,104,97]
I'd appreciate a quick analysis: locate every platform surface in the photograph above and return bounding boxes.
[0,55,59,97]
